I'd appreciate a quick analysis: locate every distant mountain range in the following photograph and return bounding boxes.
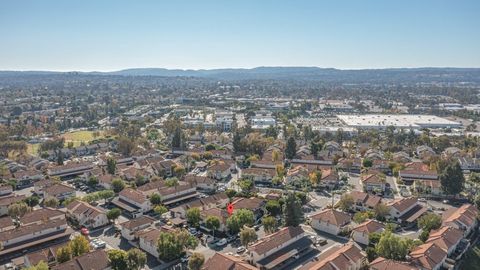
[1,67,480,83]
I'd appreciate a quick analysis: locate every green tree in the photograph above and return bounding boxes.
[24,195,40,207]
[127,248,147,270]
[112,178,126,193]
[363,158,373,168]
[165,177,179,187]
[439,161,465,195]
[87,176,99,187]
[205,215,220,238]
[262,215,277,233]
[107,208,122,223]
[157,229,198,261]
[238,178,254,196]
[24,261,49,270]
[227,209,255,233]
[186,207,201,227]
[150,193,162,205]
[172,127,183,149]
[418,212,441,241]
[225,189,237,199]
[337,194,354,211]
[309,170,322,187]
[265,200,282,216]
[239,227,258,247]
[285,137,297,159]
[44,197,60,208]
[107,157,117,175]
[8,201,31,219]
[374,203,390,220]
[69,235,90,257]
[154,205,168,216]
[108,249,128,270]
[353,211,374,224]
[375,231,416,261]
[56,245,72,263]
[282,192,303,227]
[188,252,205,270]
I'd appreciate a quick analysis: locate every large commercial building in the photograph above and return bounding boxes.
[337,114,461,130]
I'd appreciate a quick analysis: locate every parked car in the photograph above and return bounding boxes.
[216,238,228,247]
[227,236,237,243]
[181,254,190,263]
[236,246,246,253]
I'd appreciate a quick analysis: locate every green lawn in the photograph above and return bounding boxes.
[61,130,105,146]
[460,242,480,270]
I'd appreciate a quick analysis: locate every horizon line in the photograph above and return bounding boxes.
[2,65,480,73]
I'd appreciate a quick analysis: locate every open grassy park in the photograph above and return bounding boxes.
[27,130,106,156]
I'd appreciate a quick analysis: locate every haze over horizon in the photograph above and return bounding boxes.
[1,0,479,71]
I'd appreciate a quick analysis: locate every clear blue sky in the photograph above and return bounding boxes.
[1,0,479,71]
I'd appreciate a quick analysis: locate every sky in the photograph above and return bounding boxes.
[0,0,479,71]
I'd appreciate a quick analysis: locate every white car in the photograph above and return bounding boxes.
[216,238,228,247]
[236,246,246,253]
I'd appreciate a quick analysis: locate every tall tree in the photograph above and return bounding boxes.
[285,137,297,159]
[205,215,220,238]
[44,197,60,208]
[186,207,201,227]
[439,160,465,195]
[108,249,128,270]
[107,157,117,174]
[227,209,255,233]
[239,227,258,247]
[111,178,126,193]
[69,235,90,257]
[283,192,303,227]
[107,208,122,223]
[157,229,198,261]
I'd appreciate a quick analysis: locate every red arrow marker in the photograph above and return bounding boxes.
[227,203,234,215]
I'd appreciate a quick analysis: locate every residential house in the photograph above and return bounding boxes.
[207,162,232,181]
[158,183,197,206]
[310,209,351,235]
[47,162,94,179]
[120,215,156,240]
[248,226,312,270]
[231,197,266,221]
[137,228,162,257]
[112,188,152,218]
[337,158,362,173]
[426,226,463,256]
[0,216,15,232]
[399,162,438,185]
[349,191,382,212]
[442,204,479,236]
[409,242,447,270]
[13,169,44,187]
[43,183,75,201]
[351,220,385,245]
[203,252,258,270]
[66,200,109,229]
[369,257,417,270]
[52,249,111,270]
[388,197,427,225]
[361,173,386,193]
[0,194,26,216]
[20,208,65,226]
[200,207,229,233]
[299,242,366,270]
[242,168,276,185]
[184,175,217,191]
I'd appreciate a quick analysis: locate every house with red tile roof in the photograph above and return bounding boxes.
[248,226,312,269]
[299,242,366,270]
[310,209,351,236]
[442,203,479,236]
[369,257,417,270]
[426,226,463,256]
[351,219,385,245]
[409,242,447,270]
[203,252,258,270]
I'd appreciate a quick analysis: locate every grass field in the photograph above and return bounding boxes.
[460,242,480,270]
[61,130,105,147]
